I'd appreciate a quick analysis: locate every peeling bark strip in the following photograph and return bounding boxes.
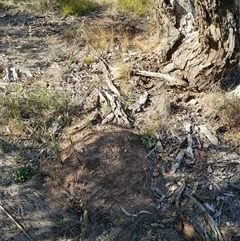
[154,0,240,90]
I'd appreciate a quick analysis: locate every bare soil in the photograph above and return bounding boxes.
[0,2,240,241]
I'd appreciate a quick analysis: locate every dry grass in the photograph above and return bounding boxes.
[83,25,115,52]
[199,89,240,149]
[117,0,152,16]
[201,90,240,129]
[0,84,70,161]
[112,62,131,80]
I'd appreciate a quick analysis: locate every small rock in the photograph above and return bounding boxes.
[188,99,198,105]
[74,147,85,153]
[185,122,192,133]
[153,169,159,177]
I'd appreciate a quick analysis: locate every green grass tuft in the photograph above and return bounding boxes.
[56,0,99,16]
[141,133,156,149]
[0,84,70,161]
[117,0,152,16]
[12,165,32,184]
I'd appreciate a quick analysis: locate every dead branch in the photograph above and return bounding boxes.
[131,69,187,87]
[186,192,225,241]
[100,59,120,96]
[169,181,186,205]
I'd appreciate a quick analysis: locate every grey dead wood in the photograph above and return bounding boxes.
[100,59,120,97]
[132,91,149,115]
[198,125,219,145]
[227,85,240,99]
[169,180,186,204]
[186,192,225,241]
[131,69,187,87]
[100,90,130,127]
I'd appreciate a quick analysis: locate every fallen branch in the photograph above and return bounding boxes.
[131,69,187,87]
[0,203,33,241]
[100,59,120,96]
[145,146,157,158]
[132,91,149,115]
[169,180,186,204]
[101,90,130,127]
[186,192,225,241]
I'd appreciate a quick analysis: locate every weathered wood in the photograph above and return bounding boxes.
[154,0,240,91]
[131,69,187,87]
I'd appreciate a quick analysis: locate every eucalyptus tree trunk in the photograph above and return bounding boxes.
[154,0,240,91]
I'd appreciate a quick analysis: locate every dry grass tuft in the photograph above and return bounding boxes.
[218,97,240,128]
[83,25,115,52]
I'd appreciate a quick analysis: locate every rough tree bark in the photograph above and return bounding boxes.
[154,0,240,91]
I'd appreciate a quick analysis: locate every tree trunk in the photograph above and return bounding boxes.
[154,0,240,91]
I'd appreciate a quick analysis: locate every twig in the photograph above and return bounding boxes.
[145,146,157,158]
[0,203,33,241]
[120,206,151,218]
[79,210,88,241]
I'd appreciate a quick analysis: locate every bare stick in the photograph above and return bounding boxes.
[0,203,33,241]
[131,69,187,87]
[80,210,88,241]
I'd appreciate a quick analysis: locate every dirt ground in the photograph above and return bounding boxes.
[0,2,240,241]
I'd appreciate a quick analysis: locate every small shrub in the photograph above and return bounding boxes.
[84,55,97,65]
[117,0,151,16]
[121,102,129,113]
[141,133,155,149]
[84,117,93,130]
[114,214,125,224]
[56,0,99,16]
[12,165,32,184]
[38,0,58,10]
